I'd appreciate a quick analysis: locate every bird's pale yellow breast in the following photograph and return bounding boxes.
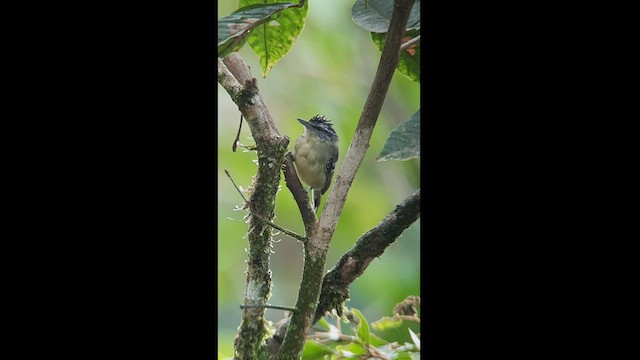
[293,134,332,190]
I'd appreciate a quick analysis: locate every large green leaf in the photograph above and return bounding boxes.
[352,0,420,33]
[217,2,301,58]
[376,109,420,162]
[240,0,309,77]
[371,29,420,83]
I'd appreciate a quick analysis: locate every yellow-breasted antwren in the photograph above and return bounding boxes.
[292,115,339,211]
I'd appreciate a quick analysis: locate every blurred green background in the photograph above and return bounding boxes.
[217,1,420,356]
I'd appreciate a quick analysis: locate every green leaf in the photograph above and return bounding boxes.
[317,317,331,330]
[217,2,301,58]
[393,352,414,359]
[302,339,337,360]
[335,342,368,356]
[369,333,389,347]
[352,0,420,33]
[240,0,309,77]
[371,29,420,83]
[350,308,370,346]
[376,109,420,162]
[371,316,404,331]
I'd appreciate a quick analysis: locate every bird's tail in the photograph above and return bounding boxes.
[313,189,321,211]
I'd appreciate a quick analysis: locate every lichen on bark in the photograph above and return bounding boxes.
[234,136,289,360]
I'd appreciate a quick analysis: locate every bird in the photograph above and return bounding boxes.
[292,115,339,211]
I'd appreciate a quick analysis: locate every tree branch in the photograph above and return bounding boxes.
[276,1,417,358]
[319,0,415,237]
[314,189,421,323]
[222,55,281,139]
[218,53,289,360]
[282,152,318,236]
[241,304,298,313]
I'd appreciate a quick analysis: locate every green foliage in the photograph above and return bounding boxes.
[302,340,338,359]
[376,109,420,162]
[317,317,331,330]
[371,316,404,330]
[351,308,370,346]
[371,29,420,84]
[368,333,389,347]
[353,0,421,84]
[302,299,421,359]
[217,2,302,59]
[241,0,309,78]
[335,342,367,357]
[351,0,421,33]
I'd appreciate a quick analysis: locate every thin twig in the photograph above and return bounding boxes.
[241,304,298,313]
[369,346,392,360]
[308,332,357,343]
[232,114,243,152]
[396,315,420,323]
[225,168,307,242]
[400,34,420,51]
[251,211,307,242]
[224,168,248,203]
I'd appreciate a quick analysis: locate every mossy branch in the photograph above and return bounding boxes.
[314,189,421,323]
[218,53,289,360]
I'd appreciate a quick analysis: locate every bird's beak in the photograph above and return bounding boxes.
[297,118,310,127]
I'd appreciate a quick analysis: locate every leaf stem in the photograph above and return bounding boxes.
[400,34,420,51]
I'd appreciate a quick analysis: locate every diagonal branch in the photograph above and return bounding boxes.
[314,189,421,323]
[221,55,281,139]
[319,0,416,246]
[276,1,417,359]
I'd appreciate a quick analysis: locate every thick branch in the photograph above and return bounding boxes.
[218,54,289,360]
[222,54,281,139]
[276,1,416,359]
[314,189,421,323]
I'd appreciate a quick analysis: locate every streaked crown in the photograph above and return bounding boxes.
[298,114,338,141]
